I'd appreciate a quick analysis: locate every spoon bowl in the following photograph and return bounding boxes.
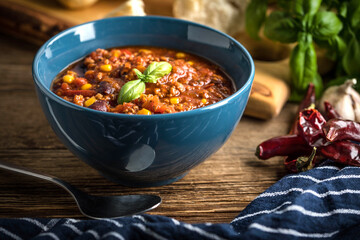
[0,160,161,219]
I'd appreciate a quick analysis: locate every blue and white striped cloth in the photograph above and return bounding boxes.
[2,162,360,239]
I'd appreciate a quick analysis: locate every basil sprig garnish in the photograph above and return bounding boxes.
[117,61,172,104]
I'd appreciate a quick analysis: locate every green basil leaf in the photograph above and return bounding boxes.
[143,61,172,83]
[133,68,145,80]
[297,31,312,44]
[289,73,323,101]
[315,35,346,60]
[339,1,348,18]
[290,40,319,92]
[245,0,268,40]
[264,11,298,43]
[342,34,360,75]
[348,0,360,30]
[312,11,343,39]
[313,73,324,98]
[117,79,145,104]
[293,0,321,16]
[143,75,158,84]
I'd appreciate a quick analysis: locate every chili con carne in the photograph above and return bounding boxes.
[52,47,235,114]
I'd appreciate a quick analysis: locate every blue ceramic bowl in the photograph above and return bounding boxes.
[32,16,254,187]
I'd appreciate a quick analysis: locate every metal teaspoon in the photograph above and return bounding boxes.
[0,160,161,219]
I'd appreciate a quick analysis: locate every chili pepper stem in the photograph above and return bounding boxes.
[296,147,317,172]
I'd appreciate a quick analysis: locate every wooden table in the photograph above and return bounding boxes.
[0,32,297,224]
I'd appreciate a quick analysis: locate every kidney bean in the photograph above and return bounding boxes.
[97,81,114,95]
[89,100,108,112]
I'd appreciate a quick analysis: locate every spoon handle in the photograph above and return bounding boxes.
[0,159,55,182]
[0,159,82,197]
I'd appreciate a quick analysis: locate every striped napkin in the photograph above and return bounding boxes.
[2,162,360,240]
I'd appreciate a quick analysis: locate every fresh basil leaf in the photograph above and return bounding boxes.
[133,68,145,80]
[342,34,360,75]
[339,1,348,18]
[117,79,145,104]
[290,40,319,93]
[264,11,298,43]
[297,31,312,44]
[312,11,343,39]
[143,75,158,84]
[313,73,324,98]
[245,0,268,40]
[292,0,322,16]
[315,35,346,60]
[348,0,360,30]
[143,61,172,83]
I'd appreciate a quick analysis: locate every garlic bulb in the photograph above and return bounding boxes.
[319,79,360,122]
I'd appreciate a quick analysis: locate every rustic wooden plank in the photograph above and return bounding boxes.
[0,101,293,223]
[0,38,37,64]
[0,144,287,223]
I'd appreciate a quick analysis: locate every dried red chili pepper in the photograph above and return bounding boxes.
[256,135,312,160]
[284,155,298,173]
[323,119,360,142]
[289,83,315,134]
[255,83,360,172]
[298,83,316,113]
[284,148,320,173]
[323,101,342,120]
[283,84,316,172]
[297,108,327,147]
[319,141,360,166]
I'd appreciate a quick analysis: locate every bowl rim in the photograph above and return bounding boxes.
[32,15,255,119]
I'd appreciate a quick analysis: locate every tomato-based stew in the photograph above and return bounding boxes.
[52,47,235,114]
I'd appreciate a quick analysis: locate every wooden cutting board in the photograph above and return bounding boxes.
[0,0,174,44]
[0,0,290,119]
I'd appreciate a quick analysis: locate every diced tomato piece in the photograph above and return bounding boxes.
[61,82,70,90]
[122,49,132,56]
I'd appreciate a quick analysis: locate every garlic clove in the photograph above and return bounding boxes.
[334,94,355,120]
[319,78,360,121]
[354,101,360,122]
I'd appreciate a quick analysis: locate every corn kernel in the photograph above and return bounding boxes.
[201,98,207,104]
[170,97,180,104]
[100,64,112,72]
[81,83,92,90]
[84,97,96,107]
[176,52,186,59]
[139,49,152,54]
[137,108,152,115]
[111,49,121,58]
[187,61,194,65]
[63,74,74,83]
